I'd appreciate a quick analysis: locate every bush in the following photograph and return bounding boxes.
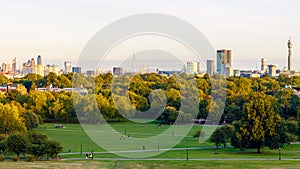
[193,130,205,138]
[26,155,35,162]
[11,157,18,162]
[0,154,4,162]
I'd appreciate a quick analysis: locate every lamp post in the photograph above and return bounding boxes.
[80,142,82,155]
[91,147,94,160]
[186,147,189,161]
[278,148,281,160]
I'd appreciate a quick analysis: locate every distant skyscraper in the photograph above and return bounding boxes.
[64,61,72,73]
[268,64,278,77]
[35,65,44,77]
[140,65,147,74]
[197,62,201,73]
[12,58,16,75]
[113,67,124,76]
[72,67,82,73]
[37,55,42,65]
[44,64,59,76]
[31,58,35,74]
[186,62,197,74]
[224,65,234,77]
[86,70,95,76]
[288,38,293,71]
[1,63,10,74]
[261,58,268,73]
[206,60,215,76]
[217,49,231,74]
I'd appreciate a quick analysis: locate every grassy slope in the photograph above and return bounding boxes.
[34,123,300,160]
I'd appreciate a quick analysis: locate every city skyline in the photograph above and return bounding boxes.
[0,0,299,70]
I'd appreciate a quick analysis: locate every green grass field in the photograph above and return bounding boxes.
[33,123,300,160]
[1,122,299,168]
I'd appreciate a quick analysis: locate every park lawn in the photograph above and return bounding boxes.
[35,122,206,153]
[35,123,300,160]
[0,160,299,169]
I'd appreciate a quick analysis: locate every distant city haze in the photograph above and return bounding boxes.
[0,0,299,70]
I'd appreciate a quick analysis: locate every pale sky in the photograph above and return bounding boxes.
[0,0,299,70]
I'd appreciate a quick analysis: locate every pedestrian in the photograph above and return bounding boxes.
[85,153,88,160]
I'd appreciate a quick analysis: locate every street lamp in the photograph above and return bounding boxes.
[186,147,189,161]
[278,148,281,160]
[91,147,94,160]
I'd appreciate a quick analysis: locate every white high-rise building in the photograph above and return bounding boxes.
[140,65,147,74]
[261,58,268,73]
[186,62,198,74]
[64,61,72,73]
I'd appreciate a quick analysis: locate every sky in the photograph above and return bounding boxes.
[0,0,300,70]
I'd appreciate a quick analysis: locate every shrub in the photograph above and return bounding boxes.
[26,155,35,162]
[11,157,18,162]
[0,154,4,162]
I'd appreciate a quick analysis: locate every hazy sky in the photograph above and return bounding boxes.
[1,0,299,70]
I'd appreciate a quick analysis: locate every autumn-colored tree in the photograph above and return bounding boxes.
[231,92,282,153]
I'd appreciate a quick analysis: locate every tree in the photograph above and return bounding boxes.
[28,132,48,160]
[193,130,205,139]
[219,124,234,147]
[0,75,9,85]
[0,135,7,156]
[7,133,29,160]
[231,92,282,153]
[210,128,225,149]
[21,80,32,93]
[23,112,39,130]
[0,102,27,136]
[45,140,62,160]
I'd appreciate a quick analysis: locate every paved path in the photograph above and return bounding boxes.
[60,157,300,161]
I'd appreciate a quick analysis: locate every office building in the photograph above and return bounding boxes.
[44,64,59,76]
[64,61,72,73]
[207,60,215,76]
[217,49,232,74]
[11,58,16,75]
[197,62,201,73]
[1,63,10,74]
[261,58,268,73]
[113,67,124,76]
[72,67,82,73]
[268,64,278,77]
[224,66,234,77]
[35,65,44,77]
[37,55,42,65]
[86,70,95,76]
[186,62,198,74]
[140,65,147,74]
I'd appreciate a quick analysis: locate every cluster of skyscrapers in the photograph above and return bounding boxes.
[0,38,297,78]
[0,55,78,78]
[205,38,296,77]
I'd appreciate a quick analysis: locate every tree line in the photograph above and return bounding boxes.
[0,72,300,153]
